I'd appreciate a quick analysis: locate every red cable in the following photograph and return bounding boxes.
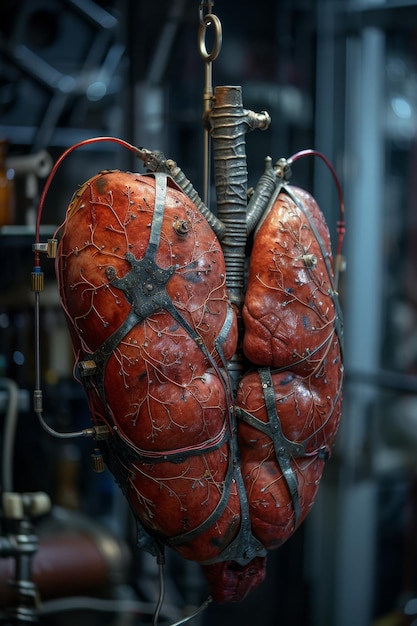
[34,136,141,266]
[289,148,346,258]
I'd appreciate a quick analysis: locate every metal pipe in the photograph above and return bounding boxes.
[210,85,270,305]
[208,85,270,390]
[0,378,19,493]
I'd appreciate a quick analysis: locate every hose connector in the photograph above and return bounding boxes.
[31,267,44,292]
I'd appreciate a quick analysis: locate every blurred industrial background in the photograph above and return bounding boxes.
[1,0,417,624]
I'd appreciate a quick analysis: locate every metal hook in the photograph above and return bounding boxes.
[198,12,222,62]
[198,2,222,208]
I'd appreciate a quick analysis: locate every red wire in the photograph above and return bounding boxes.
[34,136,141,266]
[289,148,346,258]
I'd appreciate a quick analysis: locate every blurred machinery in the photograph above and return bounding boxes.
[0,1,346,624]
[7,2,417,626]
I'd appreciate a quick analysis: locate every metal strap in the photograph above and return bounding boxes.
[257,367,301,526]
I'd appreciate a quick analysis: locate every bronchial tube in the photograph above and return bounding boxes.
[210,86,270,308]
[210,86,248,309]
[209,86,270,390]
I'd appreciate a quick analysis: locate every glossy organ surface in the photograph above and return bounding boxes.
[56,172,343,603]
[238,186,343,548]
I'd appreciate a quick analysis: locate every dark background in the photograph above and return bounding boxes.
[2,2,417,626]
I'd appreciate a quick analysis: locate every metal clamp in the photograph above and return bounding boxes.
[32,238,57,258]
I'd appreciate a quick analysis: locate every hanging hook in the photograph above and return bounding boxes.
[198,1,222,208]
[198,3,222,64]
[198,1,222,108]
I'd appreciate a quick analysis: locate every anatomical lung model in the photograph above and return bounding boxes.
[37,8,345,608]
[53,148,343,605]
